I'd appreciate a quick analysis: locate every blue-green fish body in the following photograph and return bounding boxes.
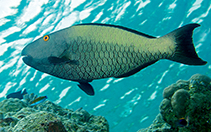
[6,89,27,99]
[30,96,47,106]
[22,23,206,95]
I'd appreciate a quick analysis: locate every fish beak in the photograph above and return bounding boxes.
[22,54,33,66]
[21,47,33,66]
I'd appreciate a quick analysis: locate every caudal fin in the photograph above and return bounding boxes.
[168,23,206,65]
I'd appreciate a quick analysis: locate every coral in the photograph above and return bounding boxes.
[32,100,73,117]
[22,93,37,105]
[138,74,211,132]
[88,115,109,132]
[0,95,109,131]
[12,111,66,132]
[171,89,190,118]
[137,114,172,132]
[70,108,90,122]
[0,98,27,113]
[163,80,189,99]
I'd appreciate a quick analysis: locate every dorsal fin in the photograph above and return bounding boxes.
[74,23,156,38]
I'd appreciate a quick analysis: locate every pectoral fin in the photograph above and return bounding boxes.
[48,56,78,65]
[77,82,95,96]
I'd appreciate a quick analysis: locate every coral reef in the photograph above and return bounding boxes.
[137,114,171,132]
[0,94,109,131]
[138,74,211,132]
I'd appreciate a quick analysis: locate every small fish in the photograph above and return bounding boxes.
[177,117,189,127]
[30,96,47,106]
[6,89,27,99]
[21,23,207,95]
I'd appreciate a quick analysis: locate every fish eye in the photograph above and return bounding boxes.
[43,35,50,41]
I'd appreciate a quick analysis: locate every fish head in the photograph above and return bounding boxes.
[21,30,69,74]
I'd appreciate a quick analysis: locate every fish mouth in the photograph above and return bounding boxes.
[21,46,33,66]
[22,54,33,66]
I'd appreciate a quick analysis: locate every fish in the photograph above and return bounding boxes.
[176,117,189,127]
[6,89,27,99]
[30,96,47,106]
[21,23,207,95]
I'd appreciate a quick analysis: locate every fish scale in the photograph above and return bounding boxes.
[64,37,157,81]
[67,37,155,81]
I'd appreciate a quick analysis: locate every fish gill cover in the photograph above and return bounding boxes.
[0,0,210,132]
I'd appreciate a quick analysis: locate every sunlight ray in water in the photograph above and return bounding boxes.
[157,70,169,84]
[120,94,142,117]
[39,83,50,93]
[92,11,103,23]
[93,99,108,111]
[114,1,131,22]
[0,18,10,27]
[54,12,79,31]
[140,116,149,123]
[120,88,138,99]
[19,72,29,86]
[54,86,71,104]
[113,78,124,83]
[0,27,21,43]
[0,0,21,18]
[187,0,203,17]
[0,82,17,98]
[22,18,44,35]
[17,0,49,25]
[168,0,177,10]
[67,96,82,107]
[147,91,157,101]
[135,0,151,12]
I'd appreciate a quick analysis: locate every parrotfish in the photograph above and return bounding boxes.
[21,23,207,95]
[6,89,27,99]
[30,96,47,106]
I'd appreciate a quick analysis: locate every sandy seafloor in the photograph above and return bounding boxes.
[0,0,211,131]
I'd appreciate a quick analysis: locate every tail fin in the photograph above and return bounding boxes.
[167,23,206,65]
[22,89,27,95]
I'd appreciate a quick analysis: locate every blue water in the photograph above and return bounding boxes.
[0,0,210,131]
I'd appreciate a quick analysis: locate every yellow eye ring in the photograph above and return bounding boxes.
[43,35,50,41]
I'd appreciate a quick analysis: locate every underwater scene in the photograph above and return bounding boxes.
[0,0,211,131]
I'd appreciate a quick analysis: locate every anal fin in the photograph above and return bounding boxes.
[77,82,95,96]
